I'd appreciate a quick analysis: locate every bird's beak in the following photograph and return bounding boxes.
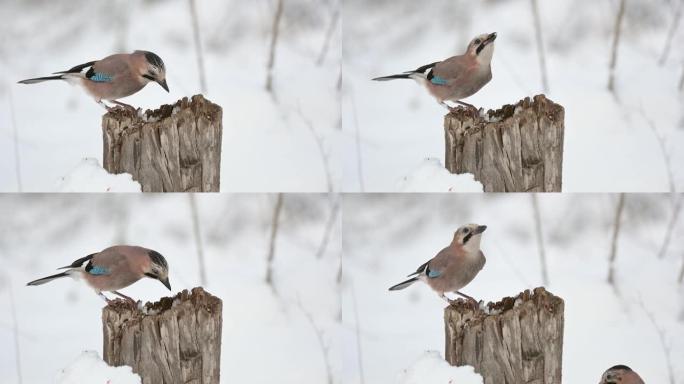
[160,277,171,291]
[485,32,497,44]
[157,79,169,92]
[474,225,487,234]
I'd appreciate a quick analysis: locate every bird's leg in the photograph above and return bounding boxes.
[455,100,481,114]
[439,293,453,305]
[455,291,480,309]
[97,100,117,112]
[97,292,112,303]
[111,100,138,113]
[112,291,137,303]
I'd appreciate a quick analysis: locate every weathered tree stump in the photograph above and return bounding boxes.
[103,287,223,384]
[445,287,564,384]
[444,95,564,192]
[103,94,222,192]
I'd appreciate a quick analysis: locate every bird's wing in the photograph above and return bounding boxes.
[53,59,115,83]
[53,61,97,75]
[58,253,96,269]
[430,55,474,86]
[87,250,127,276]
[407,246,452,279]
[90,54,130,83]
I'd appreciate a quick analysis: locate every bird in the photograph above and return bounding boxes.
[18,50,169,112]
[372,32,496,112]
[599,365,645,384]
[26,245,171,303]
[389,224,487,305]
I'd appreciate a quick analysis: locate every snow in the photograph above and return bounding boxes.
[398,158,483,192]
[398,351,483,384]
[0,0,340,192]
[54,158,141,192]
[0,194,340,383]
[342,0,684,192]
[58,351,140,384]
[342,194,684,384]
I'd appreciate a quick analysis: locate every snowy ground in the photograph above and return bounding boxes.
[342,194,684,383]
[0,194,341,384]
[342,0,684,192]
[0,0,341,192]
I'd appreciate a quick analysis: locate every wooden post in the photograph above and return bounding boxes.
[103,287,222,384]
[444,95,564,192]
[102,94,222,192]
[444,287,564,384]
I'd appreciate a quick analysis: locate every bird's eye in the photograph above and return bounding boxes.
[463,228,470,233]
[474,39,481,45]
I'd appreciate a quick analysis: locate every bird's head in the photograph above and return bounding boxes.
[466,32,497,64]
[452,224,487,253]
[144,250,171,291]
[136,50,169,92]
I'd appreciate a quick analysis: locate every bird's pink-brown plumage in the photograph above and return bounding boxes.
[81,245,152,292]
[81,52,149,101]
[421,240,486,295]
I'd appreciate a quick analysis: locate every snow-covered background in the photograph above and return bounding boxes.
[342,0,684,192]
[0,0,341,192]
[342,193,684,383]
[0,193,341,384]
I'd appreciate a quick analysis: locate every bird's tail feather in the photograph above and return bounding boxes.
[17,75,64,84]
[26,271,70,286]
[372,73,412,81]
[388,277,419,291]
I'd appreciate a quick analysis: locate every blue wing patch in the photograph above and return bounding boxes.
[89,72,113,83]
[430,76,448,85]
[427,268,442,278]
[88,266,109,275]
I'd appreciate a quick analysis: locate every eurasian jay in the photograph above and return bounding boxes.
[18,50,169,111]
[27,245,171,303]
[389,224,487,304]
[599,365,645,384]
[373,32,496,111]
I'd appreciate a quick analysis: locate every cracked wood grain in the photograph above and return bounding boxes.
[103,94,222,192]
[445,287,564,384]
[444,95,564,192]
[103,287,222,384]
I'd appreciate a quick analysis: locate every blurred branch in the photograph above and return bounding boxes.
[530,0,549,93]
[658,194,682,259]
[297,106,333,192]
[351,94,365,192]
[639,107,675,193]
[9,90,22,192]
[531,195,549,286]
[317,5,340,66]
[9,282,23,384]
[189,194,207,286]
[637,298,675,384]
[607,193,626,293]
[351,287,366,384]
[265,193,284,290]
[188,0,207,93]
[679,251,684,283]
[337,68,342,93]
[658,0,683,66]
[265,0,285,96]
[317,196,340,259]
[608,0,626,93]
[297,297,333,384]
